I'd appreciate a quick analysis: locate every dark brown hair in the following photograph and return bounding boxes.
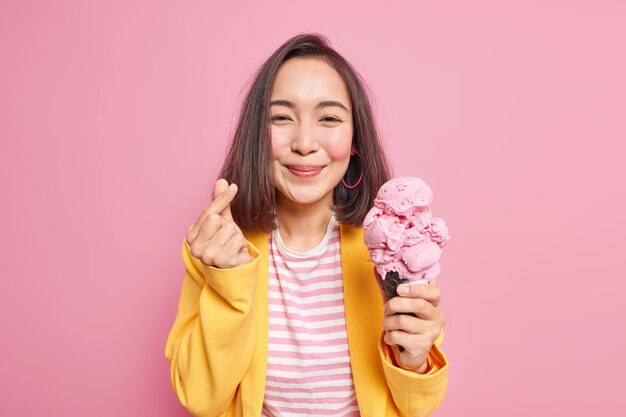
[219,33,391,233]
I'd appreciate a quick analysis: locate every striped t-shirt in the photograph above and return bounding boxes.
[261,215,360,417]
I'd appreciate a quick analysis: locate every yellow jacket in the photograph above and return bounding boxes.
[165,223,448,417]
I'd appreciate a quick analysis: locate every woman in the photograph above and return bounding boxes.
[165,33,448,417]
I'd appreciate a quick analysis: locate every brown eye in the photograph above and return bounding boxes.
[322,116,340,123]
[271,115,291,121]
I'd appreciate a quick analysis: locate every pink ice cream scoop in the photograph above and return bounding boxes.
[363,177,450,300]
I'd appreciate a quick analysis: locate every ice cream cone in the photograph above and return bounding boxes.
[364,177,450,353]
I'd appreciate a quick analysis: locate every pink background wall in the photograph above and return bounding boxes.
[1,0,625,415]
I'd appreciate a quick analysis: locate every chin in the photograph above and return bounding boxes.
[288,192,327,205]
[278,186,334,206]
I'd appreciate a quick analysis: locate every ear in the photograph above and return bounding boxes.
[350,145,357,156]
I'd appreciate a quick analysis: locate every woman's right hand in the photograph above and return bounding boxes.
[186,178,253,268]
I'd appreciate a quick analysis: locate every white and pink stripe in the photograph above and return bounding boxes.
[262,216,360,417]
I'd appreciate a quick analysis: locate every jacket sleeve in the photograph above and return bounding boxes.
[378,329,449,417]
[164,238,260,417]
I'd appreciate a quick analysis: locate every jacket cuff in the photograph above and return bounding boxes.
[183,238,260,313]
[378,331,448,394]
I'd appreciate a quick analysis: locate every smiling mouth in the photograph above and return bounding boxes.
[286,165,325,177]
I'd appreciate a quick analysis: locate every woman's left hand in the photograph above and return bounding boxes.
[381,281,445,373]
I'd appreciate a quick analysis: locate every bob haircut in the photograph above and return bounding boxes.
[219,33,392,233]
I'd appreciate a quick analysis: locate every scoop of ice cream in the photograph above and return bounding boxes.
[401,241,441,272]
[427,217,450,248]
[363,212,408,252]
[373,241,442,280]
[363,177,450,282]
[373,177,433,217]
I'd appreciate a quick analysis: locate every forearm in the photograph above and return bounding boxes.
[164,239,260,416]
[166,280,257,416]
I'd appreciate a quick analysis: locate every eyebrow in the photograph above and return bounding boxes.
[270,99,350,113]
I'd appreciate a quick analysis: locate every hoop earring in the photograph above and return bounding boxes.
[341,151,364,189]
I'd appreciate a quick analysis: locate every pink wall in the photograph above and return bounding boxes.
[1,0,624,415]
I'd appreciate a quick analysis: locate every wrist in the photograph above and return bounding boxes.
[410,358,431,374]
[391,346,431,374]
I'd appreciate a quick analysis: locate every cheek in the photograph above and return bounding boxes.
[325,130,353,160]
[270,127,290,158]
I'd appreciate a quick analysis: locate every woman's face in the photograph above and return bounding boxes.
[270,57,354,209]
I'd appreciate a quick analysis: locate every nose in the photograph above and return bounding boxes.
[290,123,319,155]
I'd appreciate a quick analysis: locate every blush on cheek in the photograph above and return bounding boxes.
[270,128,290,158]
[325,132,353,159]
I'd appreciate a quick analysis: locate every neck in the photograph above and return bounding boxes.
[275,195,333,252]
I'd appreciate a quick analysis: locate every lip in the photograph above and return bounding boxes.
[286,165,324,177]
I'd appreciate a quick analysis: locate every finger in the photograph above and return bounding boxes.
[202,222,250,268]
[187,213,230,249]
[188,183,238,241]
[381,313,428,334]
[188,213,223,256]
[217,233,250,268]
[212,179,236,221]
[207,218,239,249]
[195,218,239,266]
[396,282,441,307]
[212,178,229,200]
[384,331,432,354]
[385,297,439,321]
[187,212,220,246]
[209,180,237,218]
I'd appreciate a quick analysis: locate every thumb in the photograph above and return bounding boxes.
[212,178,235,221]
[212,178,229,200]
